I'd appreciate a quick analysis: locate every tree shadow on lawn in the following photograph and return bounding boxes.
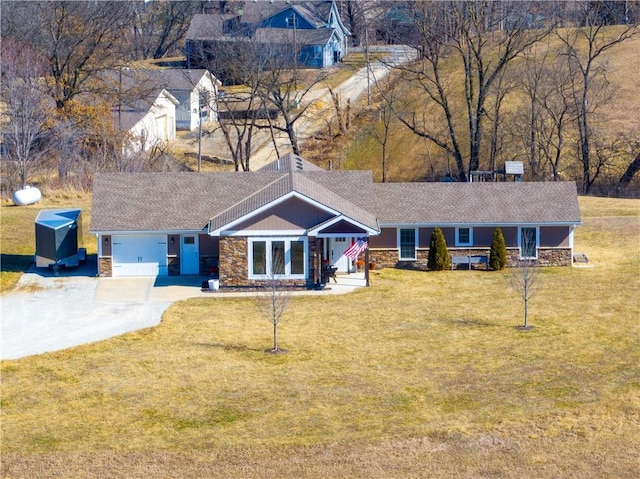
[446,317,498,328]
[192,341,265,353]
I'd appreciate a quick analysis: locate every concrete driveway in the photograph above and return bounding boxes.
[1,258,366,361]
[1,261,175,360]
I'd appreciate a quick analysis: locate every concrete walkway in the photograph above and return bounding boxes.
[1,267,366,360]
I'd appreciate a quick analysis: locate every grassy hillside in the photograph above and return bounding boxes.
[305,30,640,189]
[1,195,638,477]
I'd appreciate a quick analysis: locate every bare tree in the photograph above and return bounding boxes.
[371,74,400,182]
[512,42,573,180]
[389,1,552,181]
[256,35,329,157]
[508,228,540,329]
[7,1,134,109]
[619,149,640,188]
[556,4,638,193]
[131,1,200,60]
[255,248,292,353]
[0,40,54,189]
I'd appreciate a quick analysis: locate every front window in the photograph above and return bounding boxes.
[520,227,538,258]
[249,238,307,279]
[456,227,472,246]
[290,240,305,274]
[399,228,417,260]
[252,241,267,275]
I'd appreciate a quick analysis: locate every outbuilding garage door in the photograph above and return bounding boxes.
[112,235,168,277]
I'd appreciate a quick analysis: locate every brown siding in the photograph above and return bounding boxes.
[320,220,366,235]
[199,234,220,275]
[101,235,112,256]
[233,197,333,231]
[540,226,570,247]
[370,227,396,248]
[441,227,455,246]
[199,235,219,255]
[419,227,434,247]
[473,227,494,247]
[167,234,180,256]
[502,227,518,248]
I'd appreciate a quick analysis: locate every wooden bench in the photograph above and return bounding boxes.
[451,255,488,270]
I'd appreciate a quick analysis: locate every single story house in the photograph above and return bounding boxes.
[90,154,581,286]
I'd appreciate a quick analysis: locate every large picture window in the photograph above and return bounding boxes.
[399,228,417,260]
[249,238,307,279]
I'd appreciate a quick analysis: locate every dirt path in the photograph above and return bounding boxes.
[174,46,417,171]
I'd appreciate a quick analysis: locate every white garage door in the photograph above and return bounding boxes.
[112,235,168,277]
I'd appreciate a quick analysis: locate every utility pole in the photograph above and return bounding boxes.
[197,112,202,172]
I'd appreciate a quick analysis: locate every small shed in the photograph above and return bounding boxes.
[35,209,85,269]
[504,161,524,181]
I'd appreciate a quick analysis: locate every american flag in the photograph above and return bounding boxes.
[344,237,368,260]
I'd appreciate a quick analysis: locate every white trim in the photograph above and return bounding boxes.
[91,230,201,236]
[248,236,308,280]
[455,226,473,246]
[378,222,581,228]
[397,228,418,260]
[224,229,306,237]
[209,191,342,236]
[518,226,540,259]
[308,214,378,237]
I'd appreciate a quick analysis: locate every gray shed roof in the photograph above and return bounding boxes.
[373,181,581,225]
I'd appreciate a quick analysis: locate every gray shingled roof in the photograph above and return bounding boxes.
[373,182,581,225]
[91,173,279,232]
[91,166,581,235]
[135,69,215,91]
[91,163,379,234]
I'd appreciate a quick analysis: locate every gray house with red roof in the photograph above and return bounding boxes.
[90,154,581,287]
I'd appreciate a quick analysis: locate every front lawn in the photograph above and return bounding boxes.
[1,196,638,477]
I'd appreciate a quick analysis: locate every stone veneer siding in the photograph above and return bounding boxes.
[219,237,248,286]
[371,247,573,270]
[98,257,112,277]
[218,236,311,288]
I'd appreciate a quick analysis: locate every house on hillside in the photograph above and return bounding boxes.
[185,1,350,81]
[132,69,221,131]
[90,154,582,286]
[114,87,178,155]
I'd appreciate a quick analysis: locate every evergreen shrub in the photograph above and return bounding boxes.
[489,227,507,270]
[427,227,450,271]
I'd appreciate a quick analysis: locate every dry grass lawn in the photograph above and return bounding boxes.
[1,196,638,478]
[0,190,94,293]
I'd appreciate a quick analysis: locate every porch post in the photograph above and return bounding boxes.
[365,244,370,287]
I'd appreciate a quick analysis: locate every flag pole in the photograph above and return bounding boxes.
[364,239,370,287]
